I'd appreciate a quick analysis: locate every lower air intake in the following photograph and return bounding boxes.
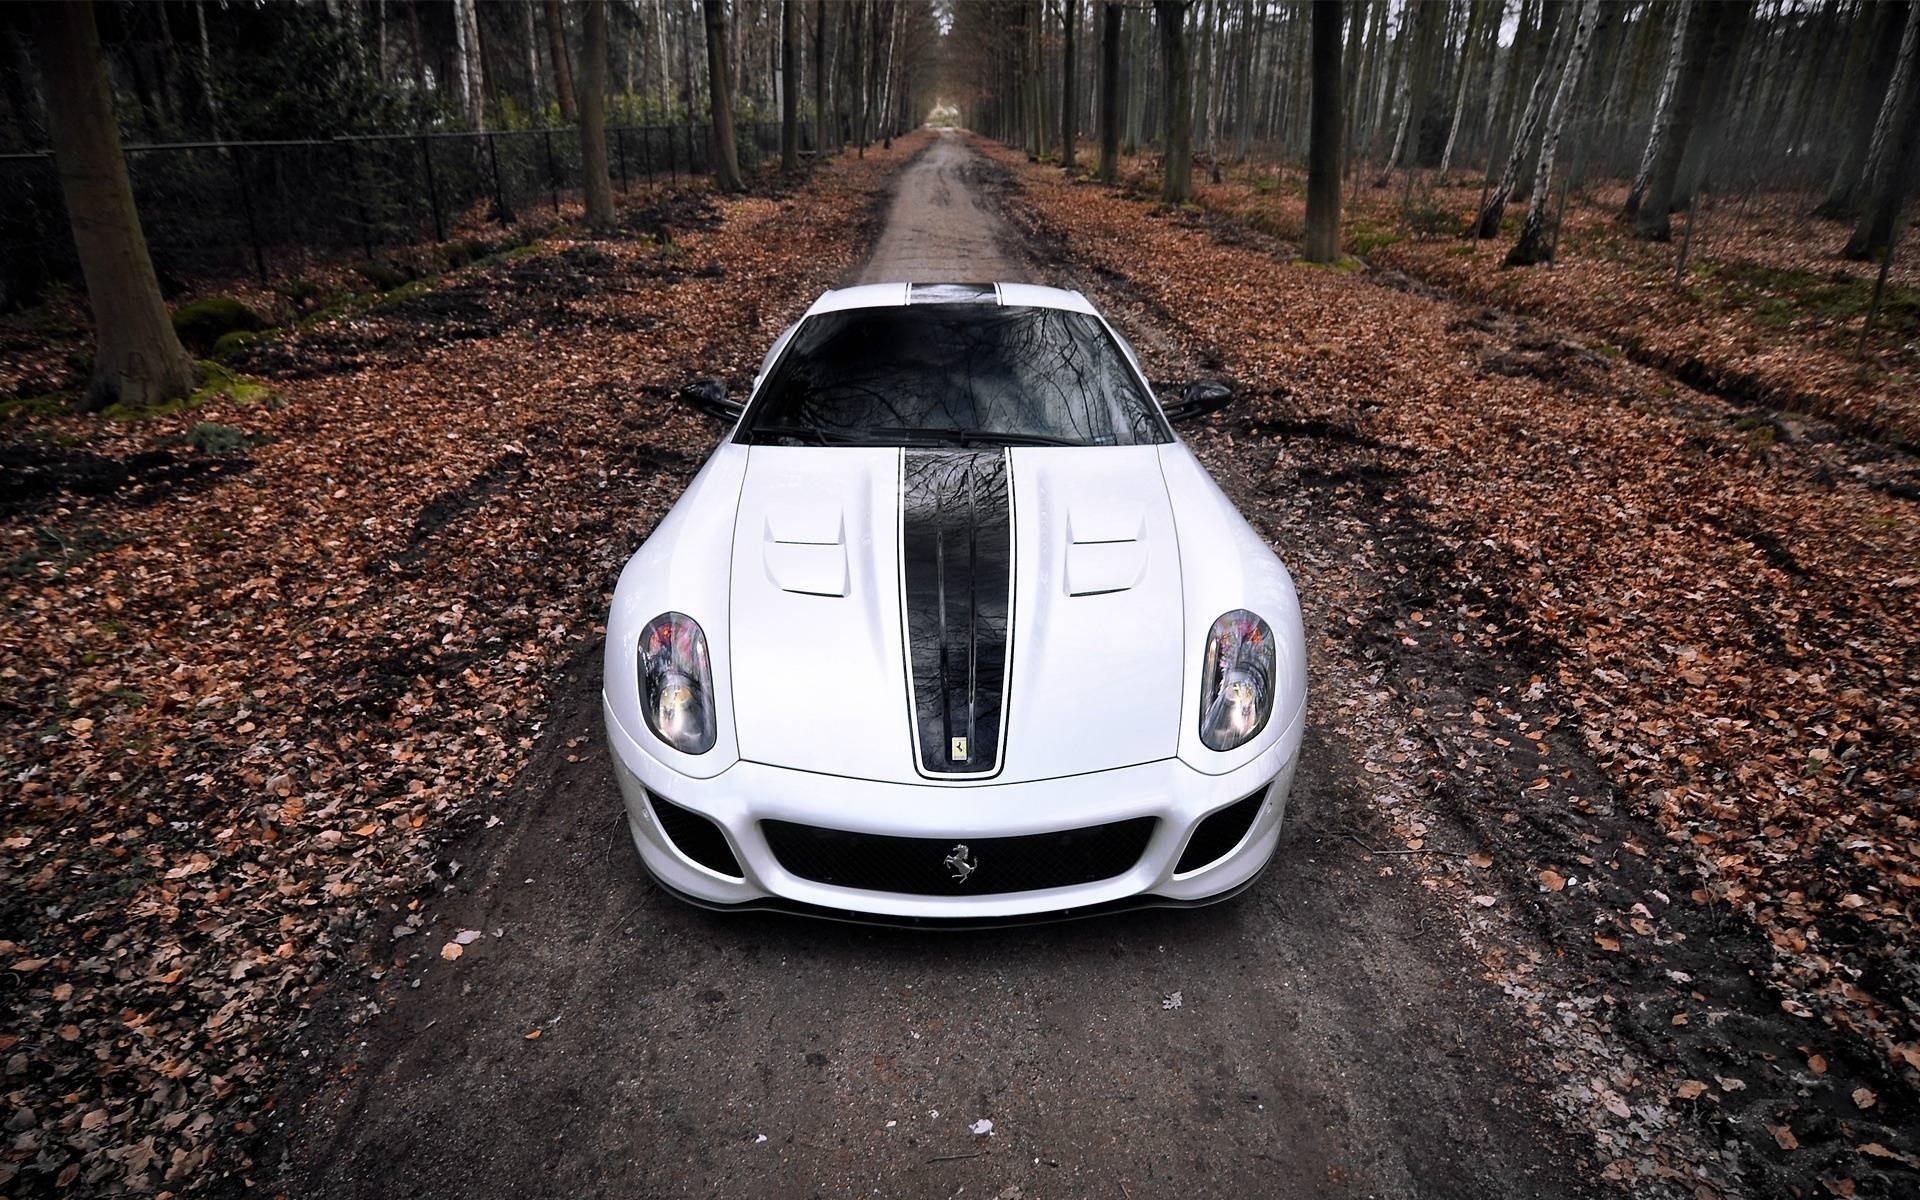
[648,792,743,878]
[762,817,1156,896]
[1174,789,1267,875]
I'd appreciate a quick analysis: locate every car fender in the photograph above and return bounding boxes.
[1158,442,1308,776]
[603,442,750,779]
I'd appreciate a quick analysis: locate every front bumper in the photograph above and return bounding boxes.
[603,696,1302,922]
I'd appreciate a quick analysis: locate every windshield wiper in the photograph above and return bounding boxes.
[747,424,864,446]
[891,427,1086,448]
[747,425,1087,449]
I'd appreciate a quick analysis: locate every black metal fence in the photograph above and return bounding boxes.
[0,120,793,307]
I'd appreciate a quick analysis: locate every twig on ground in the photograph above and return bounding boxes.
[1340,830,1472,859]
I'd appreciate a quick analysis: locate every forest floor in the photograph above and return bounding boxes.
[1103,155,1920,449]
[0,129,1914,1200]
[989,134,1918,1194]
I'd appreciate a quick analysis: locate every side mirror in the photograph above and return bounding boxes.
[681,377,744,423]
[1161,380,1234,424]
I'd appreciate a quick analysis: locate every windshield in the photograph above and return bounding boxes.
[737,304,1170,447]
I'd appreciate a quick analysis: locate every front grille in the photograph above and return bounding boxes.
[648,792,743,878]
[1174,789,1267,875]
[761,816,1157,896]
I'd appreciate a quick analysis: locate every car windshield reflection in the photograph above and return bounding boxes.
[737,305,1170,448]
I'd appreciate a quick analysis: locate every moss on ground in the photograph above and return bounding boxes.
[171,296,264,353]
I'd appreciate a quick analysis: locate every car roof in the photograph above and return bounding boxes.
[803,282,1099,317]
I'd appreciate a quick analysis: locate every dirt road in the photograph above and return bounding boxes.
[276,131,1593,1199]
[859,131,1027,283]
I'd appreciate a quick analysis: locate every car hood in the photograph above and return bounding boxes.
[727,444,1186,785]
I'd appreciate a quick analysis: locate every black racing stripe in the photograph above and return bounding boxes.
[901,449,1013,776]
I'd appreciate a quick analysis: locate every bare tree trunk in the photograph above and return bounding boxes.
[702,0,745,189]
[524,1,545,112]
[546,0,579,123]
[1625,0,1690,215]
[1305,0,1344,262]
[814,0,830,150]
[192,0,221,136]
[1126,2,1145,153]
[657,0,673,113]
[1472,8,1569,237]
[1157,0,1193,202]
[1507,0,1599,265]
[1671,0,1750,206]
[1845,0,1920,259]
[1634,0,1739,239]
[781,0,799,169]
[1193,0,1214,172]
[453,0,487,127]
[1817,0,1900,217]
[1438,0,1483,173]
[579,0,615,227]
[1379,0,1419,178]
[1062,0,1079,167]
[29,0,195,412]
[1236,0,1262,160]
[407,0,427,90]
[1099,0,1122,181]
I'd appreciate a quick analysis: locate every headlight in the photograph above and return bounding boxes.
[1200,609,1274,752]
[639,612,716,754]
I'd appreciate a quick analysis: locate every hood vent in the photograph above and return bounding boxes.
[1065,505,1147,597]
[762,509,847,597]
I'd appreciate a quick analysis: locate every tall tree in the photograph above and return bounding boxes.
[1670,0,1751,206]
[579,0,614,229]
[1305,0,1344,262]
[781,0,800,170]
[1506,0,1600,265]
[545,0,578,122]
[1472,9,1569,237]
[1816,0,1902,218]
[1193,0,1215,167]
[703,0,745,190]
[1626,0,1690,216]
[1099,0,1122,181]
[1157,0,1193,202]
[1633,0,1739,240]
[452,0,486,127]
[1062,0,1079,168]
[28,0,195,412]
[1438,0,1484,173]
[523,1,545,112]
[1380,0,1423,178]
[1844,0,1920,259]
[815,0,831,151]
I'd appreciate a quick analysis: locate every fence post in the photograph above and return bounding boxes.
[226,144,268,284]
[487,132,513,224]
[417,136,445,242]
[639,125,653,185]
[543,129,560,213]
[615,126,628,194]
[341,138,375,259]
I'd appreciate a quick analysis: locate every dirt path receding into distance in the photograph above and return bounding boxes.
[271,131,1594,1200]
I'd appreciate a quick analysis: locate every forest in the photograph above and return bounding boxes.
[1,2,1918,1199]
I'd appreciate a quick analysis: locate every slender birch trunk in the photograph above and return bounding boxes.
[1472,9,1570,237]
[1507,0,1600,264]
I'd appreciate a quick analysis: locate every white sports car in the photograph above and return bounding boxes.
[602,282,1306,924]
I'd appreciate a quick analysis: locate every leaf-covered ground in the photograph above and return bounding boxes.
[986,139,1918,1196]
[0,137,918,1197]
[1148,159,1920,448]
